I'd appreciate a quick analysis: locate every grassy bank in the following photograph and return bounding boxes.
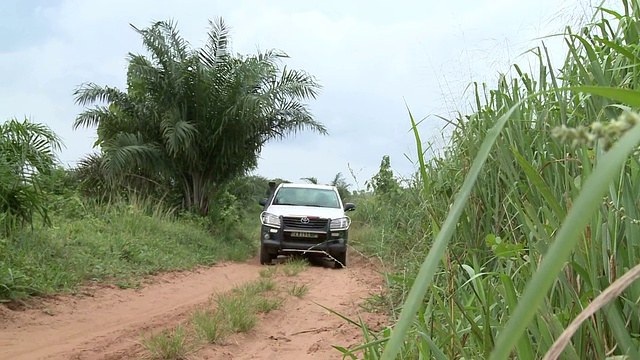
[344,1,640,359]
[0,195,259,302]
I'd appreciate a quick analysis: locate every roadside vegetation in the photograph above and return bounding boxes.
[5,1,640,359]
[338,1,640,359]
[3,196,255,299]
[281,257,310,276]
[0,18,324,303]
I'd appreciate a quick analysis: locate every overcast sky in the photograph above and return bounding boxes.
[0,0,613,190]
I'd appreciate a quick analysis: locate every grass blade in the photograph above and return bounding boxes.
[542,263,640,360]
[512,147,566,222]
[571,86,640,108]
[603,299,639,360]
[407,105,430,195]
[489,114,640,360]
[380,97,528,360]
[501,274,536,360]
[418,332,449,360]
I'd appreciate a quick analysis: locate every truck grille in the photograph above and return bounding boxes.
[282,216,329,231]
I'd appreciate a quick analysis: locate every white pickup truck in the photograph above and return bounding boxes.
[258,182,355,268]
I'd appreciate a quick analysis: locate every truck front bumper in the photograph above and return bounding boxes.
[260,224,348,255]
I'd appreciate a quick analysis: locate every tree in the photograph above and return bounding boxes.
[299,173,350,201]
[300,177,318,184]
[72,18,327,215]
[0,117,63,235]
[366,155,400,195]
[329,172,351,201]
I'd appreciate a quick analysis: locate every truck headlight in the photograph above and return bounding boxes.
[260,212,281,228]
[330,217,351,230]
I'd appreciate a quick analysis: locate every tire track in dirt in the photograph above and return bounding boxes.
[0,263,261,360]
[196,254,387,360]
[0,252,387,359]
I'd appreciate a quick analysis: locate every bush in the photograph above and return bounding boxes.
[0,118,63,236]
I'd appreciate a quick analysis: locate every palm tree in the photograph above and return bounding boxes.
[72,18,327,215]
[329,172,351,201]
[300,173,350,200]
[300,177,319,184]
[0,117,63,234]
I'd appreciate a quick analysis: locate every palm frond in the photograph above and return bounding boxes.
[262,98,328,141]
[72,152,110,192]
[301,177,318,184]
[73,106,119,130]
[102,132,164,176]
[200,17,234,68]
[160,108,198,158]
[126,54,161,93]
[330,172,350,189]
[0,117,62,234]
[130,21,174,73]
[257,49,289,62]
[73,83,129,107]
[0,117,64,174]
[158,19,190,61]
[275,66,322,100]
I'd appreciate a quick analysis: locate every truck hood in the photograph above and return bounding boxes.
[264,205,346,219]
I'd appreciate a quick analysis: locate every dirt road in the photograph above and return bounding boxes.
[0,252,387,359]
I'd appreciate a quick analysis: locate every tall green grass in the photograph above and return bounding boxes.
[0,194,258,302]
[344,1,640,359]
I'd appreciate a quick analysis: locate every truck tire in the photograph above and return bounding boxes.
[260,244,273,265]
[333,251,347,269]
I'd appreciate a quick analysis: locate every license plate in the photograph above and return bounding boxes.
[291,232,318,238]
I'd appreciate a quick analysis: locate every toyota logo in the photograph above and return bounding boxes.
[300,217,310,224]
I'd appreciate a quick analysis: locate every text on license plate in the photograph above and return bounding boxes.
[291,232,318,238]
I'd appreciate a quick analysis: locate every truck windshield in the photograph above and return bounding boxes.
[272,187,340,208]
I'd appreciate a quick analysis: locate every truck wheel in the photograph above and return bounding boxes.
[260,244,273,265]
[333,251,347,269]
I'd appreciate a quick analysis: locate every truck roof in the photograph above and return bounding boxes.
[278,183,336,191]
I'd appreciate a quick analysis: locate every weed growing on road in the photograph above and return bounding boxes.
[191,309,225,344]
[143,276,288,358]
[282,258,309,276]
[288,283,309,298]
[254,296,284,313]
[141,324,191,360]
[214,277,283,333]
[216,292,258,332]
[259,266,277,278]
[244,277,276,293]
